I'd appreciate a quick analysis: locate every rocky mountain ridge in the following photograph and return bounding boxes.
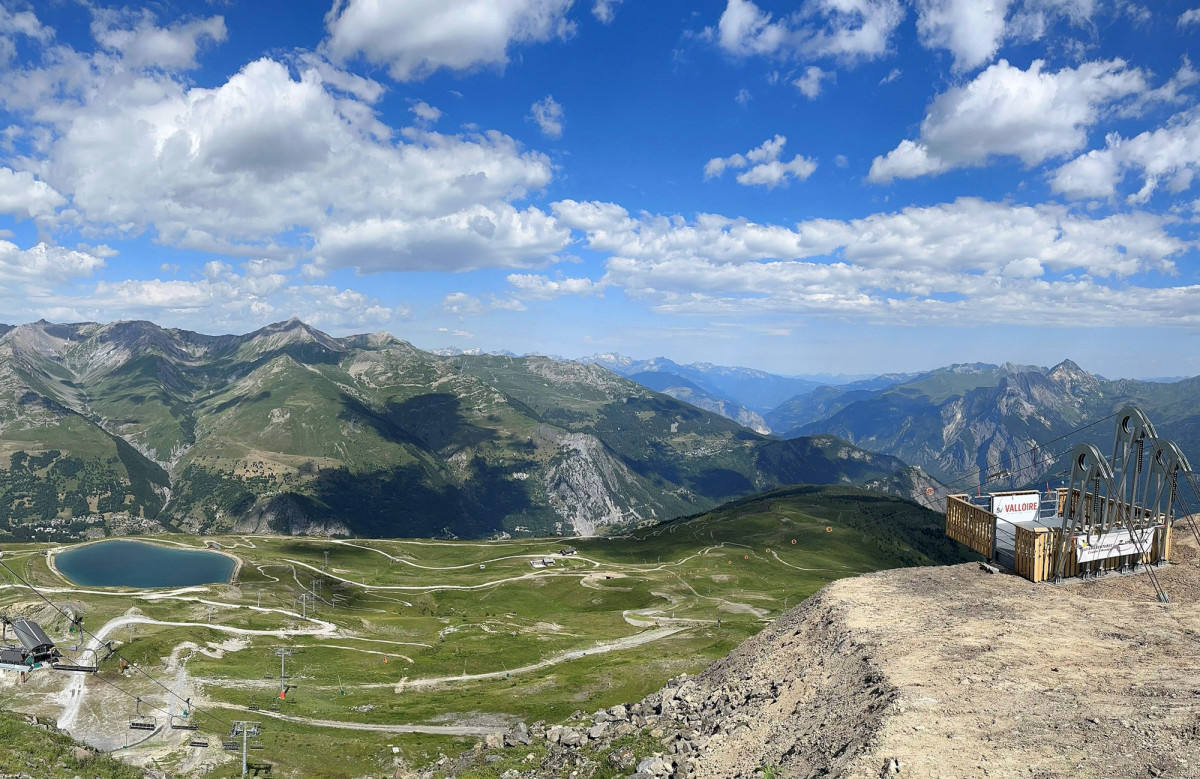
[768,359,1200,490]
[0,319,938,540]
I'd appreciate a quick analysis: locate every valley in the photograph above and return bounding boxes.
[0,486,972,778]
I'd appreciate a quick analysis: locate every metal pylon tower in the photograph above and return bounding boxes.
[273,648,295,696]
[229,720,261,777]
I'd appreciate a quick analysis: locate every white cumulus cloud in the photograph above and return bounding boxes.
[869,58,1151,182]
[410,101,443,123]
[507,273,605,299]
[549,198,1191,328]
[0,241,106,293]
[704,135,818,188]
[711,0,905,63]
[1052,106,1200,203]
[91,9,226,70]
[593,0,624,24]
[914,0,1009,72]
[324,0,575,81]
[529,95,565,138]
[0,22,568,274]
[0,168,66,220]
[793,66,834,98]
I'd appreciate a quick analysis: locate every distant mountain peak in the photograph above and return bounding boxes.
[1048,359,1097,383]
[242,318,343,353]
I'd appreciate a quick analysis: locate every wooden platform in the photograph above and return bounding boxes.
[946,493,1171,583]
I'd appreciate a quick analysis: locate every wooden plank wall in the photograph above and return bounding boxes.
[1013,526,1053,583]
[1064,488,1159,528]
[1013,523,1169,583]
[948,489,1171,583]
[945,495,995,559]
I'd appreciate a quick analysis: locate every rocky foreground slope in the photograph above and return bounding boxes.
[461,530,1200,779]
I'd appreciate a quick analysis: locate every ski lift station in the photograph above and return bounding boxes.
[945,406,1194,593]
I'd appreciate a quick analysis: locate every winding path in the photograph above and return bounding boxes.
[246,708,494,736]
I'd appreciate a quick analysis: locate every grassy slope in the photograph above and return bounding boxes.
[0,711,144,779]
[0,486,973,778]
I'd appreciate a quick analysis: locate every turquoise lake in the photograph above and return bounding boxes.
[55,540,235,588]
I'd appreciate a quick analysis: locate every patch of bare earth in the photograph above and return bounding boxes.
[681,531,1200,778]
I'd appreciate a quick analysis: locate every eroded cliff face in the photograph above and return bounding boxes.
[231,494,351,537]
[542,433,655,536]
[458,532,1200,779]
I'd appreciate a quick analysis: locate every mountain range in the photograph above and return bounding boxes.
[768,360,1200,493]
[579,354,828,413]
[0,319,937,541]
[576,352,1200,500]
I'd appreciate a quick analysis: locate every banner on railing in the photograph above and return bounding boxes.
[1075,527,1156,562]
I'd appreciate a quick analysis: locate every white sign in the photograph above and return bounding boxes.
[1075,528,1157,563]
[991,491,1040,524]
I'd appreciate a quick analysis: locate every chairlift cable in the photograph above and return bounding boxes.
[0,557,236,731]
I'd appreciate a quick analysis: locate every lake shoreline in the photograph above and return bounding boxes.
[53,538,238,589]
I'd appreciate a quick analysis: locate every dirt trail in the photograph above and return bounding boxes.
[402,625,686,688]
[54,607,338,737]
[248,708,494,736]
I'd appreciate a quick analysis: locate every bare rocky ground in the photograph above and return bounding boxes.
[458,527,1200,779]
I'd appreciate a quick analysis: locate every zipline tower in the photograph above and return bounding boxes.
[946,406,1194,591]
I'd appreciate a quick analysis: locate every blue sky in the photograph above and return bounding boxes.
[1,0,1199,378]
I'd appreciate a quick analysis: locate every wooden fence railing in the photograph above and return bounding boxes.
[945,495,995,559]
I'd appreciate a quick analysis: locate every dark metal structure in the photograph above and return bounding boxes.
[947,405,1196,590]
[129,698,157,731]
[1052,406,1194,595]
[0,616,97,673]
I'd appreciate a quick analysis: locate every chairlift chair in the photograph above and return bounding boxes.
[223,741,239,751]
[189,738,209,748]
[170,714,199,731]
[170,698,200,730]
[129,698,156,731]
